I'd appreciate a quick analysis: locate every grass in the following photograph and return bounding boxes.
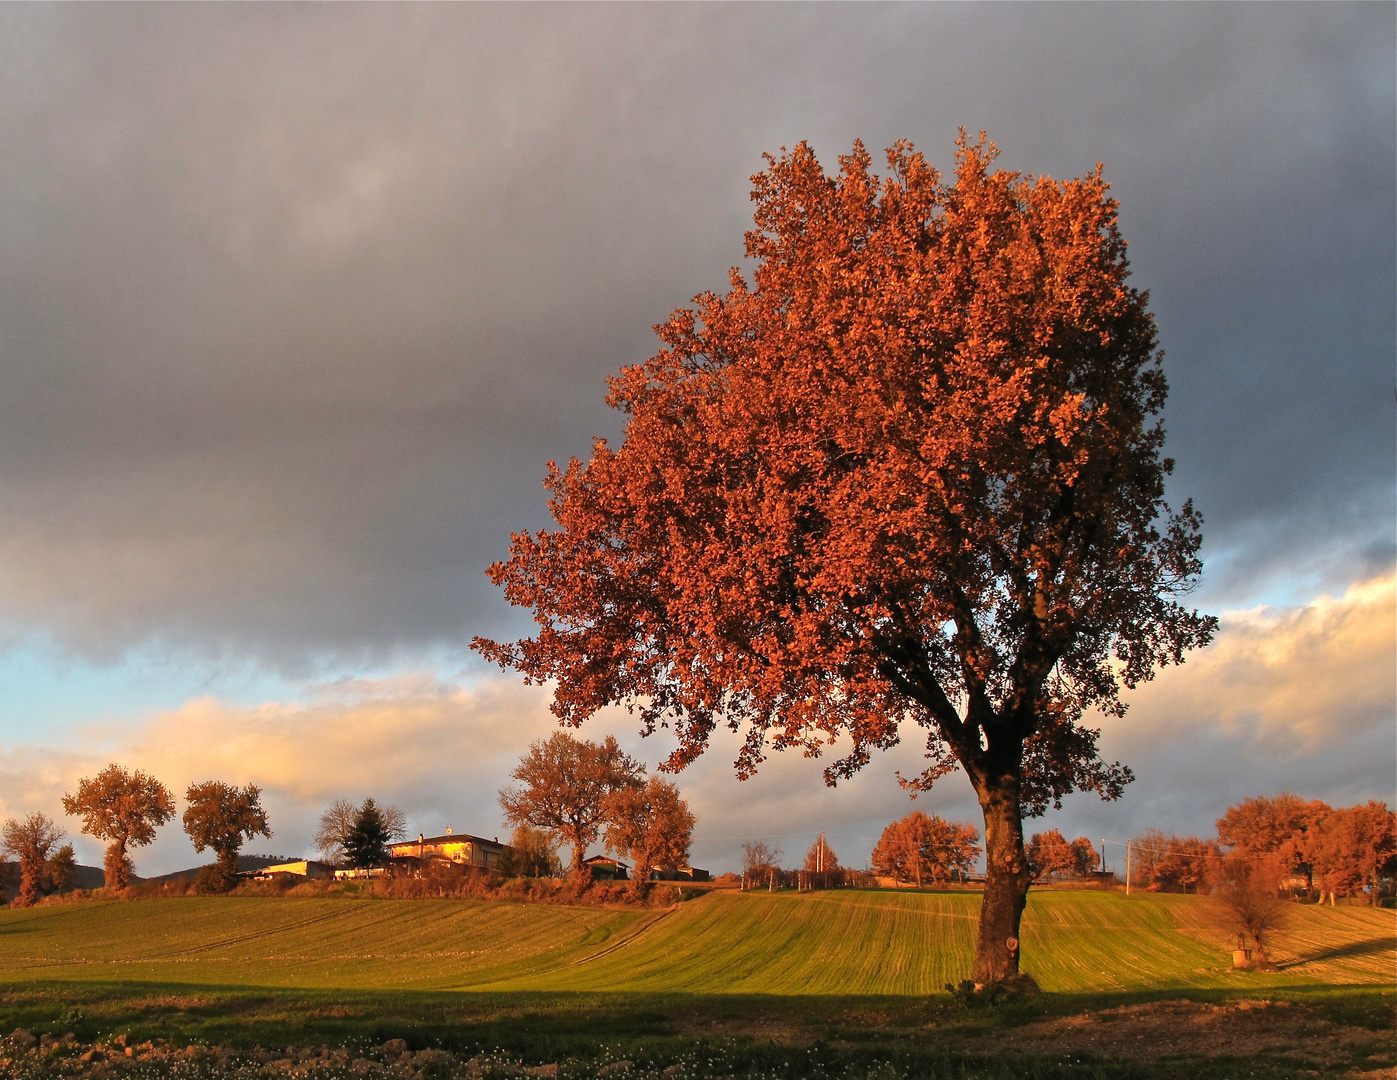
[0,887,1390,1077]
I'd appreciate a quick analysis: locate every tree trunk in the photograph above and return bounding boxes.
[104,839,132,890]
[971,776,1031,983]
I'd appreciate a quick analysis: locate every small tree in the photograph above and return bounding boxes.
[1070,836,1101,877]
[803,833,841,887]
[1025,830,1077,883]
[500,825,561,879]
[47,844,77,896]
[61,763,174,889]
[603,777,695,893]
[1,813,65,906]
[499,732,644,873]
[182,781,272,893]
[343,799,396,869]
[872,812,980,887]
[1214,855,1289,969]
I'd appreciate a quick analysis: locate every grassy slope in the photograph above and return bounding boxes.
[484,888,1395,995]
[0,897,650,990]
[0,888,1389,996]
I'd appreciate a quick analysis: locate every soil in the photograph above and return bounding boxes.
[972,998,1395,1073]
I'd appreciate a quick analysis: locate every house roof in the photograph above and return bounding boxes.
[583,855,630,869]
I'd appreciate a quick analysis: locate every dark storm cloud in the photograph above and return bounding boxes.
[0,3,1389,664]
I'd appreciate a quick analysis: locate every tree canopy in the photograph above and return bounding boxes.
[61,763,175,889]
[872,812,980,887]
[182,781,272,892]
[499,732,644,872]
[475,134,1215,980]
[603,776,695,889]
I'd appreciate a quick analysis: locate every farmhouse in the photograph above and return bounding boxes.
[389,830,507,871]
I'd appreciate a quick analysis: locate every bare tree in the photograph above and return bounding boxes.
[1,813,65,906]
[1214,856,1290,970]
[741,841,781,887]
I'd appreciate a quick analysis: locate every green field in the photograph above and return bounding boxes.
[0,888,1390,1077]
[0,888,1388,995]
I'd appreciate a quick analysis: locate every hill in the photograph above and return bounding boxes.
[0,887,1388,996]
[140,853,300,886]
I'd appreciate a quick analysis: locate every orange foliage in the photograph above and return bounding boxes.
[61,763,174,890]
[872,811,980,886]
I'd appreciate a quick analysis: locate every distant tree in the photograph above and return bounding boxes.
[61,763,174,889]
[1025,830,1077,883]
[1217,793,1329,895]
[1,813,65,906]
[182,781,272,893]
[1213,854,1289,970]
[499,732,644,873]
[47,843,77,896]
[1070,836,1101,877]
[803,833,841,887]
[342,799,396,869]
[1307,801,1397,906]
[315,797,405,866]
[499,825,561,879]
[603,777,695,892]
[740,841,781,884]
[872,812,980,887]
[1131,830,1218,893]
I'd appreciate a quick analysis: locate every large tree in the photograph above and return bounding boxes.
[182,781,272,892]
[499,732,644,872]
[62,763,175,889]
[475,135,1215,981]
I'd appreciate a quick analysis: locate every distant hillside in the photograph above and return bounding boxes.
[66,864,105,891]
[0,860,104,894]
[142,853,299,886]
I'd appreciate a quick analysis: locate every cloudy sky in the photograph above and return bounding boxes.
[0,4,1390,876]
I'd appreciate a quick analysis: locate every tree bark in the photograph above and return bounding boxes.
[971,775,1031,983]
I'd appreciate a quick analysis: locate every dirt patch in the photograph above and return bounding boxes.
[979,998,1394,1068]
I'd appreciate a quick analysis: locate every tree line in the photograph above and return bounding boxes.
[0,731,700,902]
[1125,793,1395,906]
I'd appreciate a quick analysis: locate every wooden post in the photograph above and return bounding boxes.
[1125,840,1131,896]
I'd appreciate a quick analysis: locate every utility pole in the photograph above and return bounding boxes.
[1125,840,1131,897]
